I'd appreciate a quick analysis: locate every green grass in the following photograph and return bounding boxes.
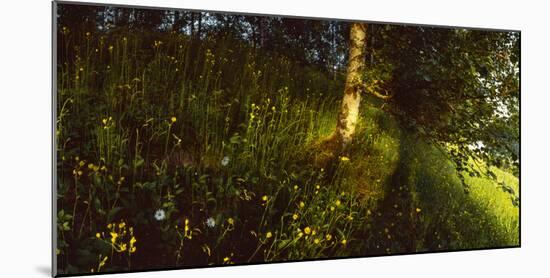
[56,29,519,275]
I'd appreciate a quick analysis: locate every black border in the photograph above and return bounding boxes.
[51,1,521,277]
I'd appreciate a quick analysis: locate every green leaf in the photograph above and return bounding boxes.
[107,207,124,222]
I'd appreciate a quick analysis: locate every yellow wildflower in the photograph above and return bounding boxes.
[266,232,273,239]
[292,214,299,220]
[299,201,305,208]
[314,238,320,244]
[340,156,350,162]
[416,208,422,213]
[304,227,311,235]
[325,234,332,241]
[99,256,108,268]
[110,232,118,244]
[341,239,347,245]
[335,200,341,206]
[262,195,268,202]
[171,116,177,123]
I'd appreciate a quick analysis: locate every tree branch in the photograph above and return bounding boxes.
[357,83,394,100]
[370,89,394,100]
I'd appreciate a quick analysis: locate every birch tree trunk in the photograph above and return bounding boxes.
[336,23,367,149]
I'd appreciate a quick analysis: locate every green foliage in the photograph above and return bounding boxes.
[365,25,520,197]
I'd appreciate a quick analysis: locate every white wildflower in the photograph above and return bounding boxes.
[154,209,166,221]
[206,217,216,228]
[221,156,230,166]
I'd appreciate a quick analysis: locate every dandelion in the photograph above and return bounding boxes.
[292,214,299,220]
[221,156,230,166]
[266,232,273,239]
[340,156,350,162]
[154,209,166,221]
[206,217,216,228]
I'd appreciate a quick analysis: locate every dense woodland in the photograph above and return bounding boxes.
[55,3,519,275]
